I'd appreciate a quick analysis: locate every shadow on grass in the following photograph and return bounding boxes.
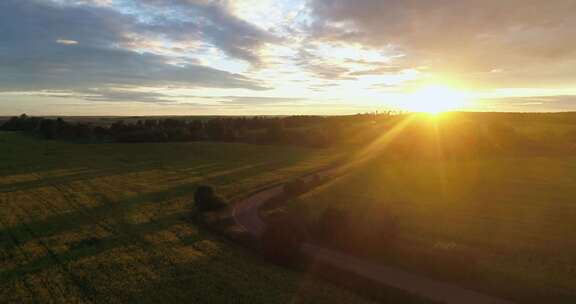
[0,209,208,284]
[0,162,230,194]
[0,157,306,281]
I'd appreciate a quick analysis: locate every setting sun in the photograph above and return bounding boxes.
[402,85,471,114]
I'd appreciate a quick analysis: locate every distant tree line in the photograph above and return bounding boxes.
[0,113,390,147]
[5,111,557,155]
[0,114,99,142]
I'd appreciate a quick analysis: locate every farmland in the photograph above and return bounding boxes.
[0,131,378,303]
[294,153,576,303]
[4,112,576,303]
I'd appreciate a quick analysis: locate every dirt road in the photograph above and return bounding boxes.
[232,169,513,304]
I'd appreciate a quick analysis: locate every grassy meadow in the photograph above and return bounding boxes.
[0,131,380,303]
[294,154,576,302]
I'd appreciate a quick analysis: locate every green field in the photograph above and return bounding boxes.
[0,131,379,303]
[294,154,576,302]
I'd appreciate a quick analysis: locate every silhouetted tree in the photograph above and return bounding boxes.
[194,185,226,212]
[0,112,406,149]
[189,120,206,140]
[73,123,93,141]
[93,126,110,141]
[266,119,285,142]
[38,119,57,139]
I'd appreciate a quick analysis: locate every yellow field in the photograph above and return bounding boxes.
[0,132,378,303]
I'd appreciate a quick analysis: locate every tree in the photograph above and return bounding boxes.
[266,119,285,142]
[93,126,110,142]
[38,119,57,139]
[194,185,226,212]
[189,120,206,140]
[73,123,94,141]
[0,116,20,130]
[316,205,399,254]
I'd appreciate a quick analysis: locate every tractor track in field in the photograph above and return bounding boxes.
[0,196,44,304]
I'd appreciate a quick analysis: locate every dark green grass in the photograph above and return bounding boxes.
[295,155,576,303]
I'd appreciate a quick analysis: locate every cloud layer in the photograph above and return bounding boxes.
[0,0,271,94]
[310,0,576,88]
[1,0,575,114]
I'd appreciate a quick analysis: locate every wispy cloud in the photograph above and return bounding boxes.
[56,39,79,45]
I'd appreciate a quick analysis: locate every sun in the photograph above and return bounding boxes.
[402,85,471,114]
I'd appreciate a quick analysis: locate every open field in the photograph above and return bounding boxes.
[294,154,576,303]
[0,131,381,304]
[5,113,576,303]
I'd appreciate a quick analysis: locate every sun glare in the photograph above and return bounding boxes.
[403,85,471,114]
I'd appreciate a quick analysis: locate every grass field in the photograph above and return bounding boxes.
[294,155,576,303]
[0,131,380,304]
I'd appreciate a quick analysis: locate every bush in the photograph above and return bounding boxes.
[113,129,167,143]
[283,179,307,197]
[314,206,399,255]
[194,185,226,212]
[261,211,308,265]
[368,208,399,246]
[315,207,351,246]
[309,174,322,187]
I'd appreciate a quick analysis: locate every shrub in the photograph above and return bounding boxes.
[194,185,226,212]
[315,206,399,254]
[261,211,308,265]
[283,179,307,197]
[315,207,351,246]
[368,209,399,246]
[309,174,322,187]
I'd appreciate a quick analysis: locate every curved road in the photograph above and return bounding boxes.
[232,168,513,304]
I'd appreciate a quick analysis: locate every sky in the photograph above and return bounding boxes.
[1,0,575,115]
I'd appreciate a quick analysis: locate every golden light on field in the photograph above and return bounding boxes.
[402,85,472,114]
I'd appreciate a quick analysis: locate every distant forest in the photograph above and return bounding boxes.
[4,112,576,155]
[0,113,387,147]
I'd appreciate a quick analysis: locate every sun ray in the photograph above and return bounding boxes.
[320,114,418,189]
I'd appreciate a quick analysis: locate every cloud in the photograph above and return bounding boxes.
[44,0,277,65]
[14,89,183,103]
[56,39,79,45]
[76,89,176,103]
[165,95,306,106]
[349,66,404,76]
[23,89,306,106]
[214,96,304,105]
[293,48,356,80]
[3,0,575,114]
[0,0,267,94]
[126,0,278,64]
[309,0,576,88]
[478,95,576,112]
